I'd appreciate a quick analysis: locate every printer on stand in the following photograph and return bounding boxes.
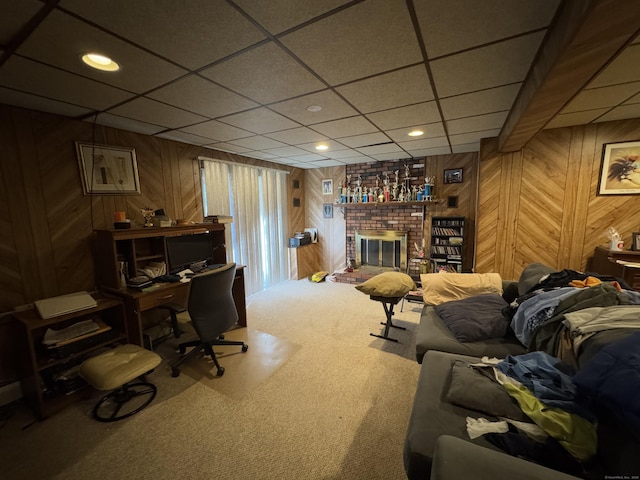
[289,231,312,247]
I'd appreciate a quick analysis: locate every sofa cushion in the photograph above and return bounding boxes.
[415,306,526,363]
[403,351,504,480]
[446,360,528,421]
[431,435,582,480]
[355,271,416,298]
[420,273,502,305]
[518,263,556,296]
[434,294,510,342]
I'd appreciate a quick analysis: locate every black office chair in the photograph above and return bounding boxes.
[161,263,248,377]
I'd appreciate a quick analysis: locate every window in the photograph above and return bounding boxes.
[201,159,289,296]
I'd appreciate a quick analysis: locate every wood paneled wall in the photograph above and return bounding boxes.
[305,167,346,273]
[0,104,300,385]
[476,118,640,280]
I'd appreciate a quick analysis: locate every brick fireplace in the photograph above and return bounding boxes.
[341,160,426,278]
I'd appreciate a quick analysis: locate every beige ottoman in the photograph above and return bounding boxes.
[80,344,161,422]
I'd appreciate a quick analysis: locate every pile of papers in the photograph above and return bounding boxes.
[42,319,111,347]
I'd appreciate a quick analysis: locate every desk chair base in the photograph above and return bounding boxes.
[369,296,406,342]
[171,337,248,378]
[92,381,157,422]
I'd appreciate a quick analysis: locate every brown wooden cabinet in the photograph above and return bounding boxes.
[15,294,126,419]
[588,246,640,291]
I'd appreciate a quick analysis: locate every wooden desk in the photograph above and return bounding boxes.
[588,246,640,291]
[106,266,246,346]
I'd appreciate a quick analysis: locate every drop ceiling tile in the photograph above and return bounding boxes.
[595,104,640,123]
[449,129,501,146]
[265,127,328,144]
[399,137,450,150]
[208,143,254,154]
[17,10,187,93]
[0,56,133,110]
[303,159,346,167]
[243,151,279,160]
[220,107,301,134]
[95,113,166,135]
[1,0,41,45]
[233,0,352,35]
[431,32,546,97]
[563,82,640,113]
[200,41,326,104]
[321,148,362,159]
[589,45,640,88]
[624,91,640,104]
[148,75,258,118]
[289,153,328,162]
[270,90,358,124]
[180,120,254,141]
[336,65,434,113]
[0,87,92,118]
[109,97,207,129]
[446,111,508,135]
[366,102,441,130]
[337,156,374,164]
[440,84,522,120]
[369,152,411,161]
[337,132,391,148]
[357,143,404,155]
[296,140,350,153]
[415,0,558,58]
[263,146,310,157]
[293,162,320,169]
[63,0,266,70]
[310,116,378,138]
[385,123,446,142]
[156,130,214,145]
[452,143,480,153]
[406,146,452,157]
[544,109,610,130]
[229,135,288,150]
[280,0,422,85]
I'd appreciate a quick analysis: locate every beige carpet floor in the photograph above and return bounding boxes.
[0,279,423,479]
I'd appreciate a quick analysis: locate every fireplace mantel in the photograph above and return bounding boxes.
[338,200,442,209]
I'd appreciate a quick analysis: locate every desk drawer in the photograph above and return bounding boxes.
[138,286,187,311]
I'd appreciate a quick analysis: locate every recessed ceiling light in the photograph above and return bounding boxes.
[315,144,329,151]
[81,53,120,72]
[408,129,424,137]
[307,105,322,112]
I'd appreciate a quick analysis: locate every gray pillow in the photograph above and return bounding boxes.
[434,294,510,342]
[446,361,528,421]
[517,263,556,296]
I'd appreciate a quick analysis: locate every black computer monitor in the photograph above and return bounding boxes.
[166,233,214,273]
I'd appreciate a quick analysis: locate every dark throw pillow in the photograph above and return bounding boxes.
[434,293,510,342]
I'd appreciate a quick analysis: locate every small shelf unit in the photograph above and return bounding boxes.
[430,216,465,273]
[15,294,126,419]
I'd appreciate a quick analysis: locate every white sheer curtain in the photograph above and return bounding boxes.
[201,159,289,296]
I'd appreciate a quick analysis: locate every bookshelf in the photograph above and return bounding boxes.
[430,216,465,273]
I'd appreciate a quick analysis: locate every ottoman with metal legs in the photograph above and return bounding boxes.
[79,344,162,422]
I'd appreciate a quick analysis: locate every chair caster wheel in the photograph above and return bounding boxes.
[178,346,186,354]
[242,344,248,352]
[171,367,181,377]
[219,334,225,340]
[216,367,225,377]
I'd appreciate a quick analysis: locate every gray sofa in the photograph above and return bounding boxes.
[404,264,640,480]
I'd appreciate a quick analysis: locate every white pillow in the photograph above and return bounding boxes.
[420,272,502,305]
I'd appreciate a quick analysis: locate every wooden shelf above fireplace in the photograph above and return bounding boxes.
[338,200,443,208]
